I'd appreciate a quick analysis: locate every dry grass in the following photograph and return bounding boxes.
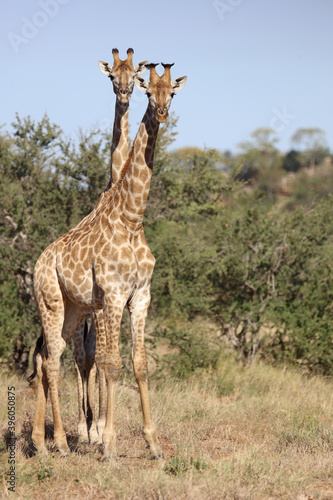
[1,359,333,499]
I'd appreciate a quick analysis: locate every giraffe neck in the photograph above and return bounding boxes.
[107,100,130,189]
[117,105,160,232]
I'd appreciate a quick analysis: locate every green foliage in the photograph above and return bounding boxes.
[0,114,109,370]
[285,166,333,209]
[164,456,208,476]
[0,277,21,365]
[205,197,333,373]
[236,128,281,183]
[148,220,213,319]
[208,207,287,360]
[291,127,329,168]
[152,323,220,379]
[37,466,53,482]
[282,149,302,173]
[268,200,333,373]
[147,119,234,224]
[1,114,333,377]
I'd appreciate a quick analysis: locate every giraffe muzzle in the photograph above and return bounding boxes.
[156,107,168,123]
[118,88,130,103]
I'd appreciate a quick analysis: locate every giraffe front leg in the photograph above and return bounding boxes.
[128,288,164,459]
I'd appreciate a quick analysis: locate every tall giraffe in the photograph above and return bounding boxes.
[31,63,186,459]
[72,48,148,443]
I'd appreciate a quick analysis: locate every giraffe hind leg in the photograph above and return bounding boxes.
[92,310,107,444]
[37,293,86,456]
[31,343,49,455]
[73,320,89,442]
[84,316,99,444]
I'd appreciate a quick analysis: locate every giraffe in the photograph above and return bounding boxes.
[31,62,187,459]
[72,48,148,444]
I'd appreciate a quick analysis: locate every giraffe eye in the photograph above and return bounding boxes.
[146,92,151,98]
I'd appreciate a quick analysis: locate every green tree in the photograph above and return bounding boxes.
[0,115,110,371]
[207,198,333,373]
[235,128,283,198]
[282,149,302,173]
[2,113,333,379]
[236,128,280,178]
[209,207,287,361]
[291,128,328,168]
[270,199,333,373]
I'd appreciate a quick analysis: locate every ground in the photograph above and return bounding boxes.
[1,359,333,499]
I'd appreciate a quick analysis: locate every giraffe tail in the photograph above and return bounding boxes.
[27,330,44,383]
[83,319,88,342]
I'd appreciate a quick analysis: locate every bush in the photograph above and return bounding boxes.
[282,150,302,172]
[151,322,220,379]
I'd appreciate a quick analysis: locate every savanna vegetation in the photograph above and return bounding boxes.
[1,114,333,498]
[1,360,333,498]
[1,114,332,376]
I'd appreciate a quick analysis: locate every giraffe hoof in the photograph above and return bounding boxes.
[78,436,89,444]
[56,443,70,457]
[88,427,99,444]
[32,443,48,456]
[151,452,165,460]
[34,445,49,457]
[78,423,89,443]
[59,449,70,457]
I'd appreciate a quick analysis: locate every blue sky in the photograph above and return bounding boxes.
[1,0,332,153]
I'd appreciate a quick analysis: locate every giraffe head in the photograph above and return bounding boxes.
[134,63,187,123]
[99,48,148,104]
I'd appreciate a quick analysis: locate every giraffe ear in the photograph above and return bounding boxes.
[134,76,149,92]
[172,76,187,92]
[134,60,148,76]
[98,60,113,76]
